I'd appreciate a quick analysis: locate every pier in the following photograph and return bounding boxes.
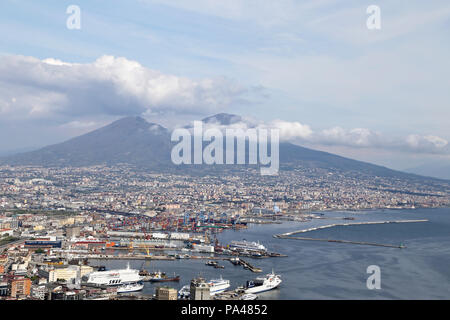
[227,258,262,273]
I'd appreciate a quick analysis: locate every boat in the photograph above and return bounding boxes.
[240,293,258,300]
[244,270,281,294]
[206,260,218,266]
[149,271,180,282]
[229,257,240,265]
[230,240,266,252]
[83,262,144,289]
[117,282,144,293]
[208,276,230,295]
[178,285,190,299]
[214,264,225,269]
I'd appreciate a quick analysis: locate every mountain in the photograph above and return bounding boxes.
[201,113,242,125]
[0,116,172,167]
[0,114,447,183]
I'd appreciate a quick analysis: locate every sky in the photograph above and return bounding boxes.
[0,0,449,173]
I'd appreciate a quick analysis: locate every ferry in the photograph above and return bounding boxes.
[230,240,267,252]
[244,270,281,294]
[208,277,230,295]
[83,263,144,293]
[116,282,144,293]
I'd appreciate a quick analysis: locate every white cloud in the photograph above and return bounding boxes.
[0,54,261,121]
[191,117,449,155]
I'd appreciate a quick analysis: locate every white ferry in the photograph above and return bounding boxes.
[244,270,281,294]
[208,276,231,295]
[230,240,266,252]
[83,263,144,293]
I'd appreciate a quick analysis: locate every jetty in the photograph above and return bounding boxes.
[227,258,262,273]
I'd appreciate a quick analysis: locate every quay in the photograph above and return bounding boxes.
[227,258,262,273]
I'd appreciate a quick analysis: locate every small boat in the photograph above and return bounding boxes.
[117,282,144,293]
[240,293,258,300]
[206,260,218,266]
[178,285,190,299]
[214,264,225,269]
[229,257,240,265]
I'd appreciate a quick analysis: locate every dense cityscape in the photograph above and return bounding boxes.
[0,164,449,300]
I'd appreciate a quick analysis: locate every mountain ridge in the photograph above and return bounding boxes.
[0,114,448,183]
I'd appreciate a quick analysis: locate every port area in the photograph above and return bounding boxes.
[273,219,429,248]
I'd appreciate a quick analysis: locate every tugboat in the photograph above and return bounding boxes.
[230,257,240,265]
[149,271,180,282]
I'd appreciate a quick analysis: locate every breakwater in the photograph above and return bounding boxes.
[273,219,429,248]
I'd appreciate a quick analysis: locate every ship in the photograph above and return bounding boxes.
[82,263,144,293]
[244,270,281,294]
[178,285,190,299]
[208,276,230,295]
[116,282,144,293]
[229,240,267,252]
[148,271,180,282]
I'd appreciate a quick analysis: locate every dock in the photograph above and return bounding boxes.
[227,258,262,273]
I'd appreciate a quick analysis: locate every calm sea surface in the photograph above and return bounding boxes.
[91,207,450,299]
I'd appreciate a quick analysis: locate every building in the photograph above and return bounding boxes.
[10,277,31,298]
[31,285,47,300]
[65,226,81,239]
[0,282,8,296]
[190,277,210,300]
[39,265,93,283]
[155,286,177,300]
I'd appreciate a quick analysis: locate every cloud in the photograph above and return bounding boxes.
[189,117,449,155]
[0,54,262,121]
